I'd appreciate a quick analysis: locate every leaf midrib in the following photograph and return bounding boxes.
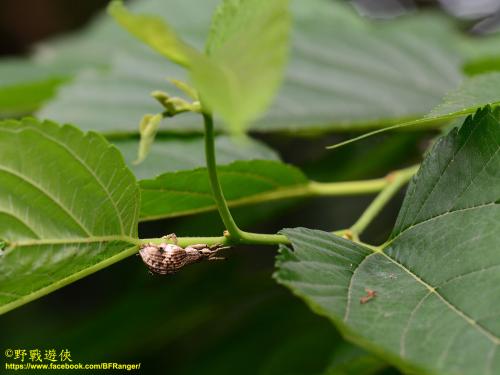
[29,128,129,236]
[7,235,140,251]
[378,250,500,345]
[344,209,500,348]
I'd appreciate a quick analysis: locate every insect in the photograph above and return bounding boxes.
[360,288,377,304]
[139,234,228,275]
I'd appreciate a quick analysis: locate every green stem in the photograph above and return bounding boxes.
[202,111,294,246]
[202,111,246,241]
[307,179,387,195]
[142,236,229,247]
[141,232,289,247]
[238,231,289,246]
[349,164,419,237]
[139,176,392,223]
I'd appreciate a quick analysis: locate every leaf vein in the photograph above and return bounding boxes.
[380,252,500,345]
[0,166,92,237]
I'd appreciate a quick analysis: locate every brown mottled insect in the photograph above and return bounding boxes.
[360,288,377,304]
[139,234,227,275]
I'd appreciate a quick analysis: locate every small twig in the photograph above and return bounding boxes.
[349,165,419,238]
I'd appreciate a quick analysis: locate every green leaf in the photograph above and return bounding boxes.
[0,119,140,315]
[0,78,65,118]
[0,60,69,117]
[428,72,500,118]
[40,54,184,135]
[139,160,307,221]
[275,107,500,375]
[191,0,290,133]
[114,135,279,180]
[459,33,500,75]
[107,0,201,68]
[108,0,290,135]
[463,56,500,76]
[32,0,500,134]
[0,0,214,120]
[327,72,500,150]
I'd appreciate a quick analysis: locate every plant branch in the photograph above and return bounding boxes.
[140,233,289,247]
[139,166,418,248]
[349,164,419,238]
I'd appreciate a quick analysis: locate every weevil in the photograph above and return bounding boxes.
[139,234,228,275]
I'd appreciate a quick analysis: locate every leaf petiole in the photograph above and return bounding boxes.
[349,164,419,238]
[202,109,245,241]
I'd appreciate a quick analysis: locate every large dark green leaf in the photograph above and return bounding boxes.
[328,72,500,150]
[0,119,140,315]
[30,0,500,134]
[275,107,500,375]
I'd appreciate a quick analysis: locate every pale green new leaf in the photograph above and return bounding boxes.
[276,107,500,375]
[107,0,201,68]
[139,160,307,221]
[135,113,163,164]
[0,119,140,315]
[107,0,290,134]
[191,0,290,134]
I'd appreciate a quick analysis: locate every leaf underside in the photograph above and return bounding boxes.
[276,107,500,375]
[0,119,140,315]
[30,0,500,134]
[114,135,279,181]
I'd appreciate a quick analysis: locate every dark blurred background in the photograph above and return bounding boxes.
[1,0,499,58]
[0,1,497,374]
